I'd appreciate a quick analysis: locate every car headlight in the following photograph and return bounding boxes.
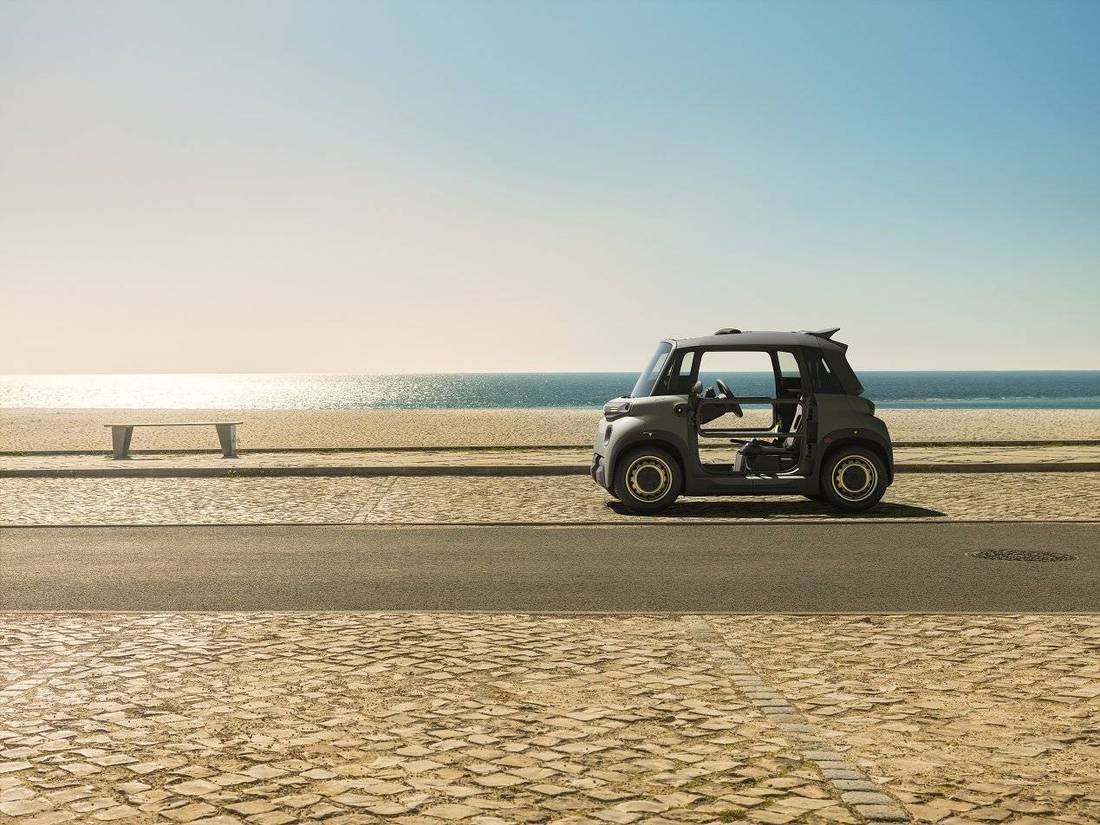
[603,401,632,421]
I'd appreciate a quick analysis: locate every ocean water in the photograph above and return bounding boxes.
[1,372,1098,410]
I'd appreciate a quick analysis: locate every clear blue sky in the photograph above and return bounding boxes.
[2,0,1097,372]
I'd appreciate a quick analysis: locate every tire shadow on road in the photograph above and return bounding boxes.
[606,499,946,519]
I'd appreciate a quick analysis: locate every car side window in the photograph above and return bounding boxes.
[776,350,803,397]
[660,350,696,395]
[777,351,800,379]
[809,353,843,393]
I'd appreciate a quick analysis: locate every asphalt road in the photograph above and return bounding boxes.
[2,523,1097,613]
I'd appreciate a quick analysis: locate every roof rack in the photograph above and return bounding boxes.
[714,327,742,335]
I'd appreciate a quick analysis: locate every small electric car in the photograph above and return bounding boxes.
[591,328,893,513]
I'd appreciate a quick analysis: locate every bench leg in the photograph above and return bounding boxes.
[216,424,238,458]
[111,426,133,460]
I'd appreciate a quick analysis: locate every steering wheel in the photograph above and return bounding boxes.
[714,379,744,417]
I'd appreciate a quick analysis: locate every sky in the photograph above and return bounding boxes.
[1,0,1098,374]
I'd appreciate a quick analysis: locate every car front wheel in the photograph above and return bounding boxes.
[820,447,887,512]
[613,446,681,514]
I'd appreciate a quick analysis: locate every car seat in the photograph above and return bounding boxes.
[733,403,802,472]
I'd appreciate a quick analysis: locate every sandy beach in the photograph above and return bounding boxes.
[2,407,1100,452]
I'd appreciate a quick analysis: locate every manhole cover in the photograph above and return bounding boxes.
[968,549,1077,562]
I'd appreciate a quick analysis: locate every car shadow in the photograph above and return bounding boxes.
[606,499,946,519]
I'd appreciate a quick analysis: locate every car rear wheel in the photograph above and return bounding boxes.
[821,447,887,512]
[613,446,681,514]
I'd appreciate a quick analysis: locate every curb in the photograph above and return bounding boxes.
[0,465,587,479]
[2,463,1100,479]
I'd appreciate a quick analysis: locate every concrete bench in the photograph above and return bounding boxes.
[105,422,242,460]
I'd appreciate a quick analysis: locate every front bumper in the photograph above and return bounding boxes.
[591,452,608,490]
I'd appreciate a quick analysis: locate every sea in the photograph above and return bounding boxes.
[1,372,1098,410]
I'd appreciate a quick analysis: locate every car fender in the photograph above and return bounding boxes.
[604,414,691,487]
[816,427,894,483]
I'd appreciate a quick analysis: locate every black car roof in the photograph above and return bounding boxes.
[668,329,847,352]
[667,328,863,395]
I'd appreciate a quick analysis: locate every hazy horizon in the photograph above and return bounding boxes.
[5,368,1100,377]
[3,1,1098,373]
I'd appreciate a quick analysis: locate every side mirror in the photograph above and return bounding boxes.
[690,381,703,404]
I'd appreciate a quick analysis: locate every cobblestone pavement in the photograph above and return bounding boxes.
[3,446,1100,475]
[2,472,1099,526]
[714,615,1100,825]
[1,613,1096,825]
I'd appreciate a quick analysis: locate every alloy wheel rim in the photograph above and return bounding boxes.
[626,456,672,501]
[832,455,877,501]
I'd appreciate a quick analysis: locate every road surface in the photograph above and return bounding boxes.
[1,523,1097,612]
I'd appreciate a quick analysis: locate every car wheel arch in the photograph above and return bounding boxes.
[610,437,688,492]
[818,435,892,484]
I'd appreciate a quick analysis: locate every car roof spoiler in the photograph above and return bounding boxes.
[803,327,840,339]
[801,328,847,350]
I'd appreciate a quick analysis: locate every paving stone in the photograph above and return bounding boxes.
[592,810,642,824]
[853,804,909,821]
[22,812,77,825]
[831,780,878,792]
[91,804,140,821]
[365,801,411,815]
[248,814,297,825]
[474,773,525,788]
[162,802,220,822]
[421,803,480,820]
[747,809,799,824]
[0,798,52,816]
[169,780,222,796]
[966,807,1013,821]
[225,801,277,815]
[840,791,897,806]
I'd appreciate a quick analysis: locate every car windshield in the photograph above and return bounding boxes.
[629,341,673,398]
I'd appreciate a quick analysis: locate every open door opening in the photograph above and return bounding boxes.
[692,349,809,475]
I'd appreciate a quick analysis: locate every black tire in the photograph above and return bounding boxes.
[612,446,682,514]
[820,446,887,512]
